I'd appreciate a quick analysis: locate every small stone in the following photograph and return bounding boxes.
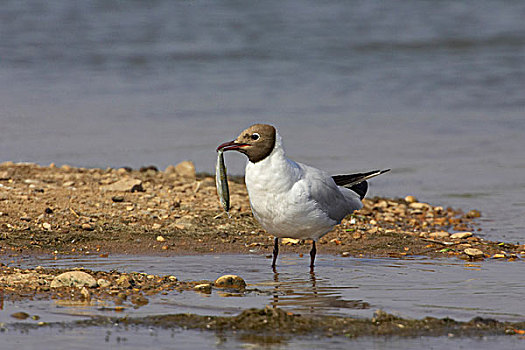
[214,275,246,290]
[44,207,54,214]
[405,195,418,203]
[409,202,430,210]
[97,278,111,288]
[131,294,149,306]
[80,287,91,300]
[50,271,97,288]
[492,253,506,259]
[111,196,125,203]
[466,209,481,218]
[42,222,52,230]
[341,252,351,257]
[116,275,132,289]
[282,238,300,245]
[0,170,10,180]
[428,231,450,239]
[156,235,165,242]
[11,312,30,320]
[164,165,177,174]
[81,223,94,231]
[152,223,162,230]
[139,165,158,173]
[450,232,473,239]
[464,248,484,258]
[352,232,362,239]
[174,161,196,179]
[194,283,212,293]
[168,276,178,282]
[62,181,75,187]
[102,178,143,192]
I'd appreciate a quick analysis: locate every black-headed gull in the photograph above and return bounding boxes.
[217,124,389,269]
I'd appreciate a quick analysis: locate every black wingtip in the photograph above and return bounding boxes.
[350,181,368,200]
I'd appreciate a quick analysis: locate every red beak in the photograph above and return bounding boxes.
[217,140,249,152]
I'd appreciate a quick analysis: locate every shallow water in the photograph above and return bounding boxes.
[2,254,523,349]
[2,327,524,350]
[12,254,521,322]
[1,0,524,244]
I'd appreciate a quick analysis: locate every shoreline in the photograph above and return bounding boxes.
[1,161,523,260]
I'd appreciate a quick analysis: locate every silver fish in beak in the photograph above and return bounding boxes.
[215,148,231,217]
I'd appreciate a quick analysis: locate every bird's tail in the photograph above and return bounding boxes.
[332,169,390,200]
[332,169,390,188]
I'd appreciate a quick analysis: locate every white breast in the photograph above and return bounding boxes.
[244,136,353,240]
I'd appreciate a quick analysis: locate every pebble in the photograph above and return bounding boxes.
[174,161,196,180]
[152,223,162,230]
[409,202,431,210]
[111,196,125,203]
[194,283,212,293]
[116,275,132,289]
[156,235,165,242]
[214,275,246,290]
[341,252,351,257]
[113,167,127,175]
[466,209,481,218]
[10,312,30,320]
[80,287,91,300]
[164,165,177,174]
[352,232,362,240]
[97,278,111,288]
[282,238,300,245]
[81,223,94,231]
[428,231,450,239]
[404,195,418,203]
[50,271,97,288]
[101,178,143,192]
[450,232,473,239]
[492,253,506,259]
[130,294,149,306]
[42,222,52,230]
[464,248,484,258]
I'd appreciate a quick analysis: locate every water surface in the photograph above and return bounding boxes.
[2,254,523,349]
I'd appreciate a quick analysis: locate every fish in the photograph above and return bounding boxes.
[215,148,231,217]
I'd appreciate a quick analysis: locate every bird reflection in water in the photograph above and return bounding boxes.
[269,264,368,314]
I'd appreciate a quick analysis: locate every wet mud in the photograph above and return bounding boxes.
[7,306,525,340]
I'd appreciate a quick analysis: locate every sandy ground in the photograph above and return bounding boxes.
[0,162,523,260]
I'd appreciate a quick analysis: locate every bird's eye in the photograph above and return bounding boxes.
[251,133,260,141]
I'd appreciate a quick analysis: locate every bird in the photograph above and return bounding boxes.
[217,124,389,269]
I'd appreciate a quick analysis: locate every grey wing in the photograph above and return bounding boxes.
[300,164,362,222]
